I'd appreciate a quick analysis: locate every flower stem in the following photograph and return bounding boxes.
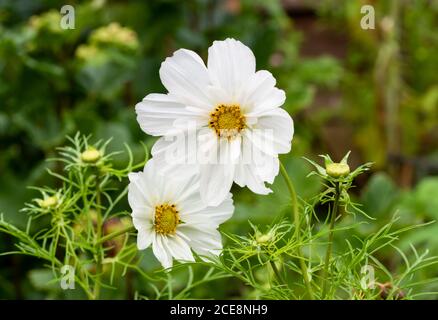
[97,225,135,245]
[279,161,314,300]
[269,260,284,285]
[93,171,103,300]
[321,182,340,299]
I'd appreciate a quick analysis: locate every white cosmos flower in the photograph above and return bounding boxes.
[128,159,233,269]
[136,38,293,206]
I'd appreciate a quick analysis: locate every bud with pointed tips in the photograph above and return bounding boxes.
[37,195,58,209]
[326,163,350,178]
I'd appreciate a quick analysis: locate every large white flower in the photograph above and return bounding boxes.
[128,159,233,269]
[136,38,293,206]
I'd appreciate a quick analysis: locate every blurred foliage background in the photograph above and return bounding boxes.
[0,0,437,299]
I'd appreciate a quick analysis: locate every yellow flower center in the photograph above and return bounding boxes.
[209,104,246,138]
[154,204,180,235]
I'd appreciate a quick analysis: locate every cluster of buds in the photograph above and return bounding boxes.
[75,23,139,62]
[90,22,139,51]
[29,10,62,34]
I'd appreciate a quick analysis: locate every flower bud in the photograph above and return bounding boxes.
[81,147,101,163]
[256,233,272,244]
[38,195,58,209]
[326,163,350,178]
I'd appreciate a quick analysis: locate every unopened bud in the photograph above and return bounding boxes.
[81,147,101,163]
[256,234,272,244]
[254,231,273,246]
[326,163,350,178]
[38,195,58,209]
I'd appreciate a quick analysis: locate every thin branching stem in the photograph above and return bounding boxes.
[321,182,340,298]
[97,226,135,245]
[269,260,284,285]
[93,170,103,300]
[279,161,314,300]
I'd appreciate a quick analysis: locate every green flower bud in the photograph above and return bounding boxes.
[326,163,350,178]
[253,231,274,246]
[38,195,58,209]
[81,147,101,163]
[256,234,272,244]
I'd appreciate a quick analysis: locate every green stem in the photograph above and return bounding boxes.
[93,171,103,300]
[279,161,314,300]
[269,260,284,285]
[97,225,135,245]
[321,182,340,299]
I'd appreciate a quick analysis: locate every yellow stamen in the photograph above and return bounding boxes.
[154,204,180,235]
[209,104,246,138]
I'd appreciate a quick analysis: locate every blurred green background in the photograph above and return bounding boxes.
[0,0,437,299]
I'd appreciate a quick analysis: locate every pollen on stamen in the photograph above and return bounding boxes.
[154,203,180,235]
[208,104,246,138]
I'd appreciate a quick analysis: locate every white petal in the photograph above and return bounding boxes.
[234,149,279,195]
[177,190,206,218]
[234,161,273,195]
[144,159,168,203]
[257,155,280,184]
[128,171,155,211]
[136,226,154,250]
[252,108,294,154]
[199,162,235,207]
[178,225,223,260]
[164,235,195,263]
[241,70,285,114]
[207,38,256,99]
[151,131,203,169]
[132,214,153,230]
[199,136,242,206]
[243,127,276,157]
[229,136,242,162]
[182,192,234,226]
[152,234,173,269]
[159,49,212,109]
[161,166,201,205]
[135,93,200,137]
[196,128,219,165]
